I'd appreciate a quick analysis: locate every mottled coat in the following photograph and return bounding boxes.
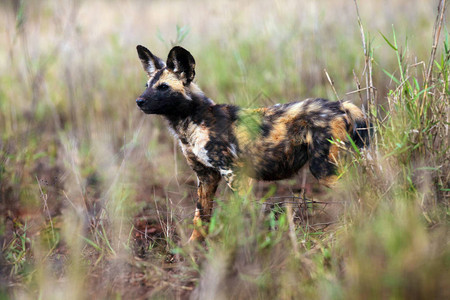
[135,45,370,241]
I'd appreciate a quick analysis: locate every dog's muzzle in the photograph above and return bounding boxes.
[136,97,145,108]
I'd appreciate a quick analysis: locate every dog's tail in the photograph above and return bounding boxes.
[343,102,371,148]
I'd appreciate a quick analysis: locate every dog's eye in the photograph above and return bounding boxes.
[157,83,169,91]
[145,82,149,88]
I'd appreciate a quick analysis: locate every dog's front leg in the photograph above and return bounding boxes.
[188,170,221,242]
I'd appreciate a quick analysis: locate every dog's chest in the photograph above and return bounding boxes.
[179,122,214,168]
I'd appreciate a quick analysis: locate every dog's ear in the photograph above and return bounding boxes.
[166,46,196,84]
[136,45,165,74]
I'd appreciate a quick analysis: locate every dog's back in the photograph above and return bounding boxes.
[228,98,369,184]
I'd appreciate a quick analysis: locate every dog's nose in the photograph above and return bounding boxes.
[136,98,145,107]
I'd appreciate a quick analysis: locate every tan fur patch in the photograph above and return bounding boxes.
[318,175,338,188]
[328,144,339,164]
[330,117,348,141]
[328,117,348,163]
[305,131,313,144]
[343,101,364,119]
[305,100,321,114]
[254,107,269,114]
[284,102,306,118]
[267,120,287,144]
[154,70,190,98]
[234,109,264,148]
[265,103,306,144]
[189,82,207,99]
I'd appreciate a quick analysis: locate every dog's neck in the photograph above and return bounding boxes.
[165,88,215,142]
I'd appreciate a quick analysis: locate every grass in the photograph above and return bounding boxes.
[0,0,449,299]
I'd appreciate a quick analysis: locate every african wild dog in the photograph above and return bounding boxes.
[135,45,370,242]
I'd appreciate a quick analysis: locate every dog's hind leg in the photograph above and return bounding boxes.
[308,139,340,188]
[309,156,338,187]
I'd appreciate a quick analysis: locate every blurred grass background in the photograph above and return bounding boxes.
[0,0,448,299]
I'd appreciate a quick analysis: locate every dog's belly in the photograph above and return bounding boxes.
[241,143,309,181]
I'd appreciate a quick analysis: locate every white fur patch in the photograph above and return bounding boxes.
[187,123,214,168]
[229,143,237,158]
[194,147,214,168]
[219,168,233,178]
[219,168,236,190]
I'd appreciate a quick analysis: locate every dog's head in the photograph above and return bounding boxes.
[135,45,198,115]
